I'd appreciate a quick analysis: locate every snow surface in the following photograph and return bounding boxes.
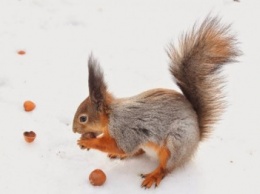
[1,0,260,193]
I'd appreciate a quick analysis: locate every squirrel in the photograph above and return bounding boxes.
[73,16,240,188]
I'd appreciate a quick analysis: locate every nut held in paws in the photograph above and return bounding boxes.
[89,169,106,186]
[81,132,96,140]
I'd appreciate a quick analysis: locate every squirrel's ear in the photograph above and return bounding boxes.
[88,55,107,112]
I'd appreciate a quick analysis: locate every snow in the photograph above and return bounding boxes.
[1,0,260,193]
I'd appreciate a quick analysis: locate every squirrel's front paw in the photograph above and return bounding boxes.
[77,139,90,150]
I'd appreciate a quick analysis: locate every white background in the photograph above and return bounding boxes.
[0,0,259,193]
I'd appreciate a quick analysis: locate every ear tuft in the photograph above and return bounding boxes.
[88,55,107,111]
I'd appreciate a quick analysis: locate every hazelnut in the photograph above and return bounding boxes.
[89,169,106,186]
[23,101,36,112]
[17,50,26,55]
[81,132,96,140]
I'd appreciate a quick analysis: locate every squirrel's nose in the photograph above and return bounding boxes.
[73,127,77,133]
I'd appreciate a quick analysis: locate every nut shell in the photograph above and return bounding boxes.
[89,169,106,186]
[23,131,36,143]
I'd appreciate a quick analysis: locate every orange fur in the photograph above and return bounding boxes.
[77,128,125,155]
[141,142,171,188]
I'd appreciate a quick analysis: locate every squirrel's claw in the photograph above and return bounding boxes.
[79,146,90,151]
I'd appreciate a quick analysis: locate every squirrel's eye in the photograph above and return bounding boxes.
[79,114,88,123]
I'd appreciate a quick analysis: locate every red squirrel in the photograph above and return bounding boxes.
[73,16,240,188]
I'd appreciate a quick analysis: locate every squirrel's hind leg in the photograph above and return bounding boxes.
[108,153,127,160]
[141,143,170,188]
[108,149,145,160]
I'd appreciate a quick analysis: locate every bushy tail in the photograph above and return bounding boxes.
[168,16,241,140]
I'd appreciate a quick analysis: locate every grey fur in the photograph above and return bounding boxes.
[109,89,200,169]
